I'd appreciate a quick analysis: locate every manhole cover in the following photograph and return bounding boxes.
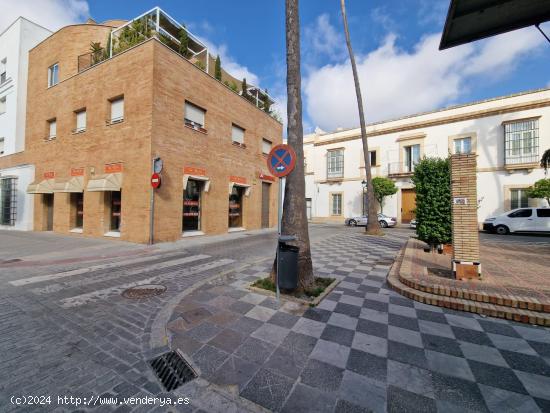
[149,351,197,391]
[121,284,166,299]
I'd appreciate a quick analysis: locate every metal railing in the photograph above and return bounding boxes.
[388,162,416,175]
[504,153,540,165]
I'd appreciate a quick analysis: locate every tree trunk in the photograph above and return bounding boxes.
[340,0,382,235]
[273,0,314,290]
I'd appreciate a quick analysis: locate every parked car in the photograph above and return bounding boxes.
[483,207,550,235]
[410,219,417,229]
[345,214,397,228]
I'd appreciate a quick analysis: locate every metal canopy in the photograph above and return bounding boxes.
[439,0,550,50]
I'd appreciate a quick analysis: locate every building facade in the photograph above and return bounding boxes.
[0,18,51,230]
[304,88,550,225]
[0,9,282,243]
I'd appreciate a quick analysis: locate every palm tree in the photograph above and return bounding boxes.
[277,0,315,290]
[340,0,382,235]
[541,148,550,175]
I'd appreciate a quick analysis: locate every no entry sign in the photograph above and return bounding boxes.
[151,173,161,189]
[267,144,297,178]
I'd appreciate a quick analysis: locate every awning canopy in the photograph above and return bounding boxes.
[86,173,123,192]
[439,0,550,50]
[27,179,56,194]
[228,181,251,197]
[183,174,211,192]
[53,176,84,193]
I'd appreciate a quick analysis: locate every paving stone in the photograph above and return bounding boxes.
[346,349,387,383]
[488,333,537,356]
[327,312,358,331]
[478,320,521,338]
[267,311,300,329]
[478,383,542,413]
[432,372,489,412]
[251,323,290,346]
[334,303,362,318]
[310,339,351,369]
[388,313,419,331]
[426,350,475,382]
[321,324,355,347]
[280,331,318,357]
[387,360,435,398]
[421,333,463,357]
[281,383,337,413]
[352,332,387,358]
[500,350,550,377]
[240,368,295,412]
[187,322,223,343]
[192,345,229,377]
[469,360,528,394]
[228,300,255,315]
[240,293,267,305]
[459,341,508,367]
[303,307,332,323]
[292,317,326,338]
[245,306,277,322]
[300,358,344,392]
[334,399,373,413]
[208,328,245,353]
[388,325,423,348]
[339,371,387,413]
[264,346,308,379]
[515,371,550,400]
[234,336,276,365]
[419,320,455,339]
[228,316,263,335]
[387,385,437,413]
[210,355,260,390]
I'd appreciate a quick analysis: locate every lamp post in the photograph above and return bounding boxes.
[361,179,367,216]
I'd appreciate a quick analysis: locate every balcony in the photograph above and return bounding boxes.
[388,162,416,177]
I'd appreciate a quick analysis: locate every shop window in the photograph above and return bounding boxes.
[183,180,202,232]
[108,191,121,231]
[0,177,17,226]
[229,186,245,228]
[72,192,84,229]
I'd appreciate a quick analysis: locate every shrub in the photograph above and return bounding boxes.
[214,55,222,80]
[411,157,452,246]
[527,178,550,206]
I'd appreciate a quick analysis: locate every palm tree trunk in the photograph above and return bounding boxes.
[276,0,314,290]
[340,0,382,235]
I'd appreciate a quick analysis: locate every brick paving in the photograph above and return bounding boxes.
[165,232,550,412]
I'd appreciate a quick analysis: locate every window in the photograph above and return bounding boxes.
[184,101,206,130]
[327,149,344,179]
[0,177,17,226]
[47,119,57,139]
[0,97,6,114]
[232,124,245,145]
[454,137,472,154]
[0,137,4,155]
[404,144,420,172]
[504,119,539,165]
[183,180,203,232]
[229,186,245,228]
[537,209,550,218]
[510,189,529,210]
[262,138,272,155]
[0,58,6,84]
[48,63,59,87]
[508,208,532,218]
[110,97,124,123]
[331,193,342,216]
[369,151,377,166]
[75,109,86,133]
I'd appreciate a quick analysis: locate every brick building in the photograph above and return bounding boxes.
[0,8,282,243]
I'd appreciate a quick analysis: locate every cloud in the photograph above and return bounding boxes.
[304,22,546,131]
[0,0,89,32]
[417,0,448,26]
[303,14,346,65]
[370,7,398,32]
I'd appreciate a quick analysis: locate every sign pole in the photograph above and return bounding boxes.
[276,176,284,302]
[149,159,155,245]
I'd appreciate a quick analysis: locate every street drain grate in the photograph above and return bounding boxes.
[121,284,166,299]
[149,351,197,391]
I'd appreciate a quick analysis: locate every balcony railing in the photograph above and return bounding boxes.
[388,162,417,176]
[504,153,540,166]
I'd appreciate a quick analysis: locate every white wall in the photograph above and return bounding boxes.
[0,164,35,230]
[305,88,550,223]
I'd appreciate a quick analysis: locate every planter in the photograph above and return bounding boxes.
[443,244,453,255]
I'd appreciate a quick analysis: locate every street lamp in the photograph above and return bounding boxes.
[361,179,367,216]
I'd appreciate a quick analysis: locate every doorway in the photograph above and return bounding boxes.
[401,188,416,223]
[183,179,202,232]
[229,186,245,228]
[43,193,54,231]
[261,182,270,228]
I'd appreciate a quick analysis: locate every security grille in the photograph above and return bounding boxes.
[0,177,17,226]
[504,119,539,165]
[149,351,197,391]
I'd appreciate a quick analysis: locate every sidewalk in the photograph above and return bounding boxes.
[158,232,550,412]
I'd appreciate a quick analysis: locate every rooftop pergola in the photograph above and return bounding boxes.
[439,0,550,50]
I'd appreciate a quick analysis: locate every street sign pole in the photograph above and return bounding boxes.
[149,158,155,245]
[276,176,284,302]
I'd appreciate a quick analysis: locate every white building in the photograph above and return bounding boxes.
[304,88,550,225]
[0,17,51,230]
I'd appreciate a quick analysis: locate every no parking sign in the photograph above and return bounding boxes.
[267,144,297,178]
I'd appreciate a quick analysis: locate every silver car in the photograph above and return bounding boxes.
[345,214,397,228]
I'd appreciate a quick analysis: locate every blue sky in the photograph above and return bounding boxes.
[3,0,550,132]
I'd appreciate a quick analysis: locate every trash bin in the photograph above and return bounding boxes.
[278,235,298,290]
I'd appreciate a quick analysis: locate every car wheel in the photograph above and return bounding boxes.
[349,220,357,227]
[379,220,388,228]
[495,225,509,235]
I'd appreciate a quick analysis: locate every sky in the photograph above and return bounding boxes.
[2,0,550,134]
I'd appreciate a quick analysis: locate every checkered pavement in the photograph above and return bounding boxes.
[168,232,550,413]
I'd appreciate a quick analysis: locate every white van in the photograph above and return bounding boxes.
[483,207,550,235]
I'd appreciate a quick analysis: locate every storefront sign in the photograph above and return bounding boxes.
[71,168,84,177]
[230,175,247,184]
[259,173,276,182]
[151,173,161,189]
[44,171,55,179]
[184,166,207,176]
[105,163,123,173]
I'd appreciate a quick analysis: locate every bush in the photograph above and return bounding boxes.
[372,177,397,213]
[527,178,550,206]
[411,157,452,246]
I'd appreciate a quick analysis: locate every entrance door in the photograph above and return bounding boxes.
[401,189,416,223]
[229,186,244,228]
[261,182,270,228]
[44,194,54,231]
